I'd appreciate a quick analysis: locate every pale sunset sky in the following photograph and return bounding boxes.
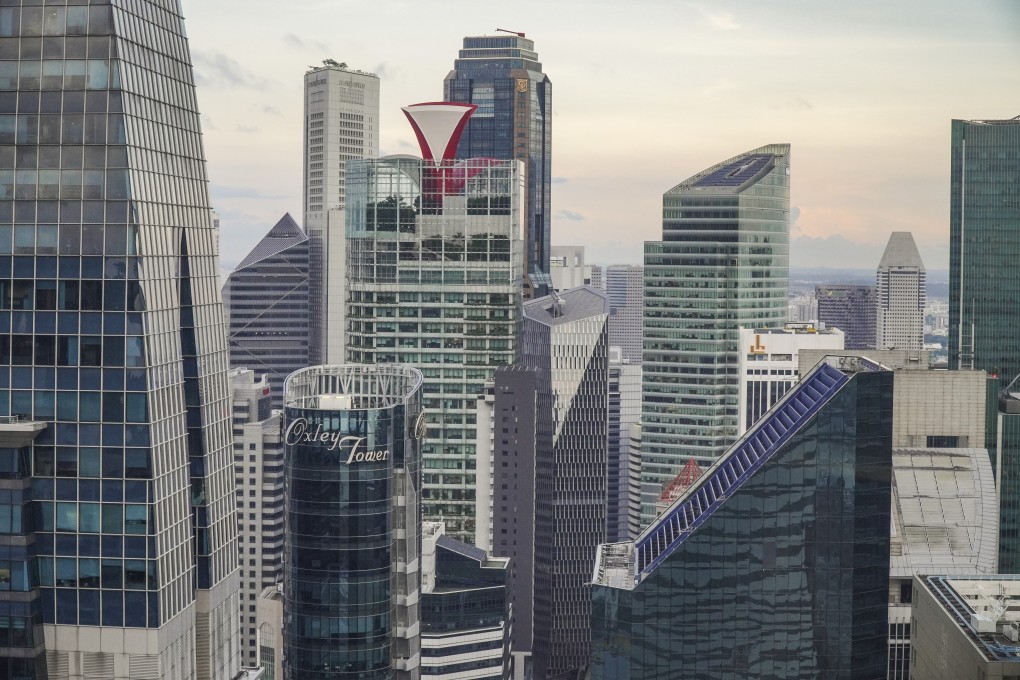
[182,0,1020,272]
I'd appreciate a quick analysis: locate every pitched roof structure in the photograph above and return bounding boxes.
[878,231,925,271]
[234,213,307,271]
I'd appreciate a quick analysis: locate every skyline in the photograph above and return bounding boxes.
[184,0,1020,270]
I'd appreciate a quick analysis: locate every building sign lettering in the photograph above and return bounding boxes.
[285,418,390,464]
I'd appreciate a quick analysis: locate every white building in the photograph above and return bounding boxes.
[876,232,926,351]
[550,245,597,291]
[737,323,844,435]
[303,61,380,363]
[609,347,642,541]
[605,265,644,364]
[228,369,284,669]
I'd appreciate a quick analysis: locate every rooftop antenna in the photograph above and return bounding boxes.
[495,28,526,38]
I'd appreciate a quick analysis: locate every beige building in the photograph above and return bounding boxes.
[911,576,1020,680]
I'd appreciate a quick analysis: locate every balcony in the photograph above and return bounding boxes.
[0,416,47,448]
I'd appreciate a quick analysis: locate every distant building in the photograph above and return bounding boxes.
[994,385,1020,573]
[592,357,893,679]
[303,61,380,363]
[654,458,703,517]
[550,245,597,291]
[521,286,609,679]
[608,348,642,542]
[282,365,425,679]
[816,284,876,350]
[228,369,284,670]
[445,33,553,288]
[911,575,1020,679]
[737,323,844,435]
[223,214,310,408]
[604,265,644,364]
[421,522,510,680]
[787,292,818,323]
[876,232,926,351]
[949,117,1020,383]
[643,144,790,522]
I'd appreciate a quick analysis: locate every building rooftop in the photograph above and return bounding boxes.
[234,213,307,271]
[667,144,789,195]
[523,285,608,327]
[746,322,843,335]
[878,231,926,271]
[305,58,377,78]
[890,448,998,577]
[920,575,1020,662]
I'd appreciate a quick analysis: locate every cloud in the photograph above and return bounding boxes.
[373,63,391,79]
[555,210,585,222]
[699,79,739,98]
[252,104,281,117]
[283,33,330,53]
[693,4,740,31]
[235,124,260,134]
[211,184,288,201]
[192,51,271,89]
[552,177,569,184]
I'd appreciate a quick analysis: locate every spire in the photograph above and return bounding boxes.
[401,102,477,166]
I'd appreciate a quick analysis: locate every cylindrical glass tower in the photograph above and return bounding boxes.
[283,364,424,680]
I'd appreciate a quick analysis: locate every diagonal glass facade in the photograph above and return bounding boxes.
[642,144,790,524]
[0,1,240,677]
[591,359,893,679]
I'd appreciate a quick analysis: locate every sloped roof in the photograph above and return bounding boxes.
[523,285,609,327]
[878,231,925,271]
[235,213,307,271]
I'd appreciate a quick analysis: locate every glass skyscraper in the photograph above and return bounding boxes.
[949,117,1020,383]
[344,151,524,540]
[641,144,790,522]
[591,357,893,679]
[444,34,552,289]
[816,284,876,350]
[223,212,309,409]
[0,2,240,678]
[283,364,424,680]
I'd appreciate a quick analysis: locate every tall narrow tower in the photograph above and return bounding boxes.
[0,2,240,678]
[642,144,790,523]
[445,33,552,291]
[949,117,1020,381]
[303,62,379,363]
[875,232,926,351]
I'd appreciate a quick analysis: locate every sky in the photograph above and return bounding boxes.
[182,0,1020,272]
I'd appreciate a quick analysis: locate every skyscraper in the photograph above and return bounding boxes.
[303,61,379,364]
[283,364,424,680]
[876,232,926,351]
[604,265,644,364]
[0,2,240,677]
[608,347,641,542]
[223,213,309,409]
[949,117,1020,382]
[591,357,893,679]
[816,284,877,350]
[227,369,284,670]
[521,286,608,679]
[642,144,790,522]
[345,103,525,539]
[445,33,552,289]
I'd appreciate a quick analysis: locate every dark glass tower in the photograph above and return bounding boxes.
[591,358,893,679]
[444,33,552,288]
[283,364,424,680]
[223,213,309,409]
[816,284,876,350]
[949,117,1020,383]
[0,1,241,678]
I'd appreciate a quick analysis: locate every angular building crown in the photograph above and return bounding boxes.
[667,144,791,195]
[401,102,478,166]
[878,231,926,271]
[234,213,308,270]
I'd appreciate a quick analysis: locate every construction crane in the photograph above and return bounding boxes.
[495,28,526,38]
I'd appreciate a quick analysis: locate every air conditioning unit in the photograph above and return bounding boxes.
[1005,624,1019,642]
[972,614,996,633]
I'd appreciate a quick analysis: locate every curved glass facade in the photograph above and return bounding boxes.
[284,365,423,680]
